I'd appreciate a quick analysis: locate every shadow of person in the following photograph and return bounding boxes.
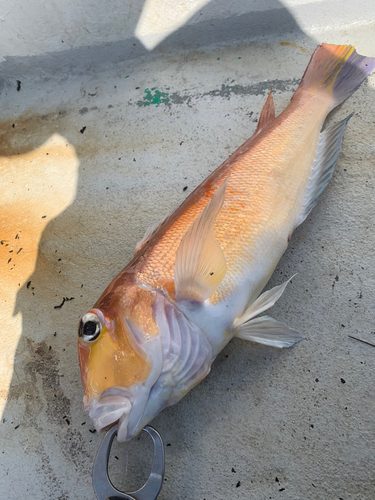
[2,1,375,499]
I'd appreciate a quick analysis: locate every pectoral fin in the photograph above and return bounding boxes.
[234,316,303,348]
[174,178,228,302]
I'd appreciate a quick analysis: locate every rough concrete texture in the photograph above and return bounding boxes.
[1,3,375,500]
[2,0,374,61]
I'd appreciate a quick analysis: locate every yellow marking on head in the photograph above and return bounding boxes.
[79,319,151,401]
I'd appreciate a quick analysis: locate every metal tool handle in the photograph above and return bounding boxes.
[92,424,165,500]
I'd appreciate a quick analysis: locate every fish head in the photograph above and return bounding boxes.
[77,284,162,441]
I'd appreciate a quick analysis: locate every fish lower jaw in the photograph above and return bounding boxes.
[88,387,133,435]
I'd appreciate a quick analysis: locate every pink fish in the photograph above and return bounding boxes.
[78,44,375,441]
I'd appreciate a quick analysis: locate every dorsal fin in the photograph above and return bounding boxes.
[174,178,229,302]
[254,90,276,136]
[135,213,171,254]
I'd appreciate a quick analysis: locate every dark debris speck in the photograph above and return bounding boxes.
[54,298,66,309]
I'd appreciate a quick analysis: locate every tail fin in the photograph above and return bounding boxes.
[293,44,375,110]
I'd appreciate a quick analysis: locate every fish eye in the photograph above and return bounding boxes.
[78,312,102,342]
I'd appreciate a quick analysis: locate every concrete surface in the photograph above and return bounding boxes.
[1,1,375,499]
[2,0,374,61]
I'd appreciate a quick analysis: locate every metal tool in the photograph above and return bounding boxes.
[92,424,165,500]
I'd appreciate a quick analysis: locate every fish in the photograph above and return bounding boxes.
[78,44,375,442]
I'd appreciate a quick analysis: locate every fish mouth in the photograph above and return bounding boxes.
[88,387,133,437]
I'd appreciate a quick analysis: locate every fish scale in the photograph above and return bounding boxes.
[135,93,328,305]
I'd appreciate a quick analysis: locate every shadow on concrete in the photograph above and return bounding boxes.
[0,0,306,81]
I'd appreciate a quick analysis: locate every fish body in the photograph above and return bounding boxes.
[78,44,375,441]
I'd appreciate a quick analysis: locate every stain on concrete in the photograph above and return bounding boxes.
[280,41,310,53]
[134,79,299,109]
[35,442,69,499]
[137,87,171,107]
[8,339,70,426]
[202,79,299,99]
[7,337,91,470]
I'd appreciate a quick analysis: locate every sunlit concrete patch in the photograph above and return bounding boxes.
[0,134,78,412]
[135,0,211,50]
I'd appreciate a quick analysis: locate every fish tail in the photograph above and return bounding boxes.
[293,43,375,110]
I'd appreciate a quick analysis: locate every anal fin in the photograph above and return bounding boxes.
[298,113,353,225]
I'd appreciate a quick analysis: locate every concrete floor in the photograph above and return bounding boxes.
[1,8,375,500]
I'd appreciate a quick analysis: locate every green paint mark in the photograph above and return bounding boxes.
[137,88,170,107]
[238,57,242,59]
[217,57,220,60]
[125,75,129,78]
[108,104,113,108]
[114,85,117,88]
